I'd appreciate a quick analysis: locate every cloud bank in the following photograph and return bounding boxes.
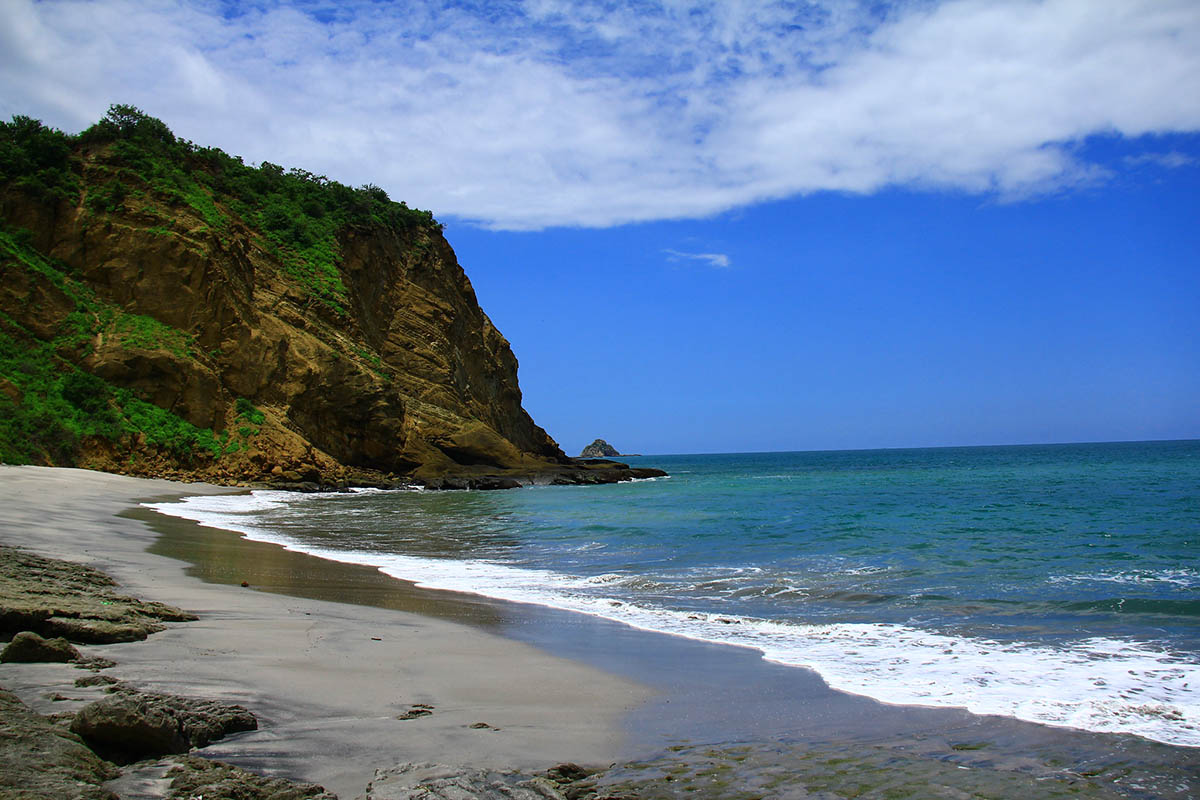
[2,0,1198,229]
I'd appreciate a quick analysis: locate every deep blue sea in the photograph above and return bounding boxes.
[150,440,1200,748]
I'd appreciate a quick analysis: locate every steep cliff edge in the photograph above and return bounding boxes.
[0,107,663,489]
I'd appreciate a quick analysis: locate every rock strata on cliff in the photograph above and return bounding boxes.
[0,107,664,488]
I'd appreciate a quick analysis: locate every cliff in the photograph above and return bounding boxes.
[0,107,664,489]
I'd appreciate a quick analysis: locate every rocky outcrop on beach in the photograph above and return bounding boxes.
[71,687,258,763]
[164,754,336,800]
[1,630,82,662]
[359,761,612,800]
[0,107,665,489]
[0,544,196,644]
[0,542,620,800]
[0,687,119,800]
[0,545,332,798]
[0,686,326,800]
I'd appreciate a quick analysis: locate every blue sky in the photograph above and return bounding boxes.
[2,0,1197,454]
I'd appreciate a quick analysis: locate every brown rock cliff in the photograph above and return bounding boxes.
[0,108,663,488]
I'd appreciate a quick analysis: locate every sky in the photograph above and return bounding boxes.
[2,0,1198,455]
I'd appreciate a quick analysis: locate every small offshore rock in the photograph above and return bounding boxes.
[1,630,81,663]
[579,439,621,458]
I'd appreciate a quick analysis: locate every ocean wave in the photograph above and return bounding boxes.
[147,490,1200,749]
[1058,597,1200,617]
[1050,569,1200,589]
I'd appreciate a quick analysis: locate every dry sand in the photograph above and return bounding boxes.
[0,465,651,799]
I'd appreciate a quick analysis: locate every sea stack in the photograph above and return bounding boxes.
[580,439,621,458]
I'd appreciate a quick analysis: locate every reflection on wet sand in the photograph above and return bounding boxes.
[127,506,508,628]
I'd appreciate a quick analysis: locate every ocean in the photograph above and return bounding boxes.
[148,439,1200,750]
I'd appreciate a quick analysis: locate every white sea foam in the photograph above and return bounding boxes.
[1050,569,1200,589]
[147,491,1200,748]
[838,565,891,576]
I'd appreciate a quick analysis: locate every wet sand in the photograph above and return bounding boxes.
[1,465,1196,798]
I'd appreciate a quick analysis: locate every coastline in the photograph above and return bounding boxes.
[0,465,651,798]
[2,464,1197,799]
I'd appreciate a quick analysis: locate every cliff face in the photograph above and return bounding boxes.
[0,108,662,488]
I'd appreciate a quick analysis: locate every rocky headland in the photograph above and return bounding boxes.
[0,107,664,490]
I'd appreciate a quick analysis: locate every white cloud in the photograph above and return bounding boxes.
[664,249,732,268]
[1123,151,1197,169]
[1,0,1198,229]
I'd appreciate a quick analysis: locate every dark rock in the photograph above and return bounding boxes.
[545,763,595,784]
[362,762,568,799]
[579,439,621,458]
[1,630,81,663]
[44,616,154,643]
[396,707,432,720]
[165,754,336,800]
[628,468,668,480]
[0,545,196,645]
[417,475,525,491]
[70,687,257,764]
[71,694,189,762]
[472,476,525,490]
[76,655,117,671]
[74,674,121,688]
[0,687,120,800]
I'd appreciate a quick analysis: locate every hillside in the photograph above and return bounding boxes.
[0,106,663,489]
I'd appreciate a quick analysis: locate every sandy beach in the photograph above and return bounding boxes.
[0,465,651,798]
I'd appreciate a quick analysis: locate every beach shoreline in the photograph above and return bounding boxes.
[0,465,652,798]
[2,464,1197,799]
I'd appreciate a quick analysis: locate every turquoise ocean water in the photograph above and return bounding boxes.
[151,440,1200,749]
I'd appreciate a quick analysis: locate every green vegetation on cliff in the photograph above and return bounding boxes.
[0,105,444,471]
[0,224,229,464]
[2,105,441,316]
[0,106,662,489]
